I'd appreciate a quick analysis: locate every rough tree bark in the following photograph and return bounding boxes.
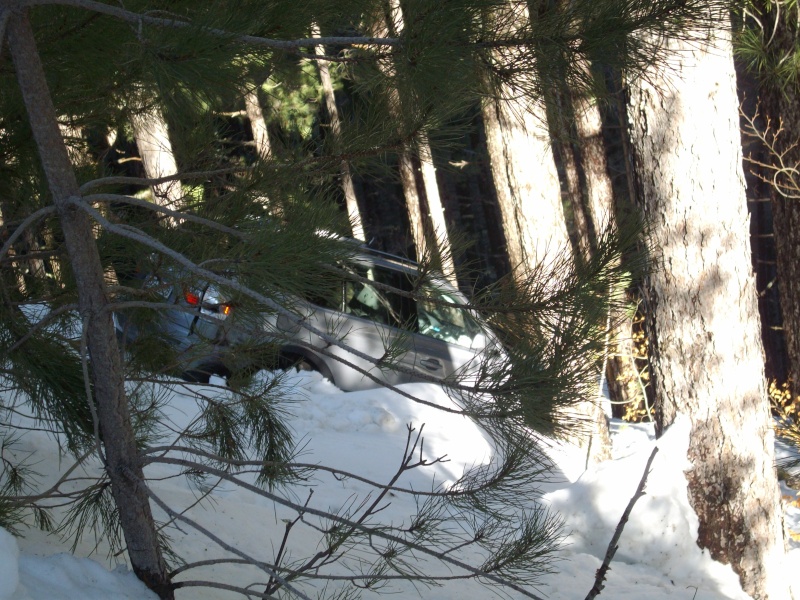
[627,19,788,599]
[5,9,172,598]
[481,94,567,272]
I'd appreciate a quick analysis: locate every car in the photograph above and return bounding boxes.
[114,244,500,391]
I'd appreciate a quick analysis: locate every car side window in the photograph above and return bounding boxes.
[416,287,485,348]
[343,264,416,329]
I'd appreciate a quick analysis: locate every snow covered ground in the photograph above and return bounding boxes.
[1,370,799,599]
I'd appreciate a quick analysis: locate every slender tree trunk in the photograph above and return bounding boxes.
[129,100,181,215]
[418,138,457,284]
[242,83,273,161]
[397,148,428,259]
[482,0,612,464]
[545,82,612,464]
[572,78,635,426]
[6,11,172,598]
[313,25,365,242]
[378,0,457,278]
[573,95,613,234]
[627,20,788,599]
[547,87,595,259]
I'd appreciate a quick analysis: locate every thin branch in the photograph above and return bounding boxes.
[28,0,400,51]
[265,426,431,596]
[7,449,93,505]
[139,458,547,599]
[78,166,252,194]
[82,193,245,238]
[142,483,313,600]
[584,446,659,600]
[4,302,78,355]
[141,445,505,500]
[0,205,56,261]
[741,106,800,199]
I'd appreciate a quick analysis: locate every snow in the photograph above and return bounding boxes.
[1,370,799,600]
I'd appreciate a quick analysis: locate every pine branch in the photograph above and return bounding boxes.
[0,206,57,266]
[584,446,659,600]
[83,194,245,237]
[137,455,549,599]
[27,0,401,51]
[4,303,78,355]
[79,167,253,194]
[142,483,313,600]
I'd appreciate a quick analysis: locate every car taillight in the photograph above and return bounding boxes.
[183,285,234,317]
[184,289,201,306]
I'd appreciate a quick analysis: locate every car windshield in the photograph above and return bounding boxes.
[332,260,486,349]
[416,286,485,348]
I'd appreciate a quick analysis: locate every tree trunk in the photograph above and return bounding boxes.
[481,94,568,272]
[547,86,595,260]
[482,0,612,462]
[573,93,614,238]
[572,78,636,427]
[545,85,612,465]
[418,139,457,285]
[313,25,365,242]
[242,83,273,162]
[129,100,181,216]
[378,0,457,276]
[6,11,173,599]
[627,20,788,599]
[758,7,800,406]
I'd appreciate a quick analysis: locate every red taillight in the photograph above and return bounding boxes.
[184,290,200,306]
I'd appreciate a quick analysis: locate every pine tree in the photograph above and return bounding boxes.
[627,11,789,598]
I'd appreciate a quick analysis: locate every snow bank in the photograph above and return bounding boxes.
[541,417,750,600]
[0,528,20,599]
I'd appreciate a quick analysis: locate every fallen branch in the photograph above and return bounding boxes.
[584,446,658,600]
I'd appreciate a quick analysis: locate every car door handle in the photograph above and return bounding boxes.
[419,358,442,371]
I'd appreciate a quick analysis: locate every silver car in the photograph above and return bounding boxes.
[115,247,498,390]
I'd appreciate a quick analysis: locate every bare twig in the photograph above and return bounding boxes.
[741,105,800,199]
[139,456,547,599]
[141,444,504,500]
[584,446,659,600]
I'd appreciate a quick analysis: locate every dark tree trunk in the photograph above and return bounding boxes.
[627,20,787,599]
[757,7,800,403]
[6,10,173,599]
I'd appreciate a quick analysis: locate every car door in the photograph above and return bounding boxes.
[410,284,489,384]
